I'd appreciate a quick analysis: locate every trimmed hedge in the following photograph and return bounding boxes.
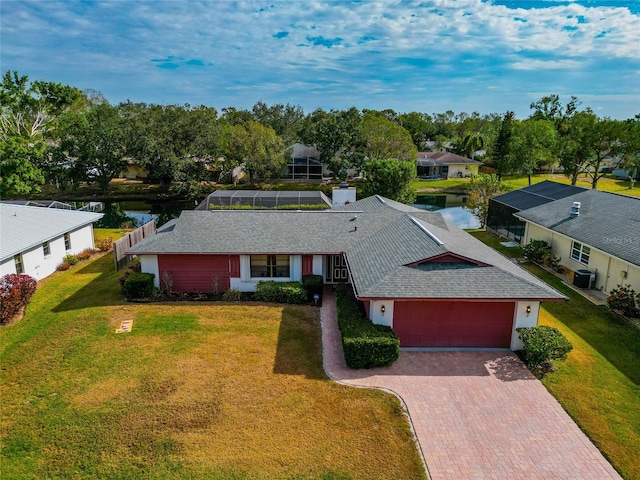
[516,325,573,374]
[335,284,399,369]
[123,272,155,299]
[302,274,323,301]
[254,281,307,304]
[0,274,38,324]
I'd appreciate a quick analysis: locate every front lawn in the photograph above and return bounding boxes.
[471,231,640,480]
[0,254,425,480]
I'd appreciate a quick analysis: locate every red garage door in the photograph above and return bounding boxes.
[158,255,233,293]
[393,301,515,348]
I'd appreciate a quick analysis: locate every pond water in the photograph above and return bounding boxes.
[414,194,481,229]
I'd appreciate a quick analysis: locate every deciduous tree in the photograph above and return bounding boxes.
[361,158,416,204]
[467,173,503,228]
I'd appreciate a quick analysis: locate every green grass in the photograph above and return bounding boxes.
[469,230,524,258]
[94,228,131,243]
[413,173,640,197]
[0,254,425,480]
[472,231,640,480]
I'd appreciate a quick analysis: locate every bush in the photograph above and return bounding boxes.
[76,248,97,261]
[222,288,242,301]
[0,274,37,324]
[96,238,113,252]
[517,326,573,374]
[302,274,324,301]
[607,284,639,318]
[62,254,79,266]
[254,281,307,304]
[56,261,71,271]
[523,239,552,263]
[123,272,155,299]
[336,284,399,369]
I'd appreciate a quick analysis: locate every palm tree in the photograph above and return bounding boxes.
[461,132,486,159]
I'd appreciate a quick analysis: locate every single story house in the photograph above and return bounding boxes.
[515,189,640,294]
[487,181,586,243]
[0,203,103,280]
[417,151,482,179]
[128,195,565,350]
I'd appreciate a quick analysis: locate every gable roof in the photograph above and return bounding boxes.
[0,203,103,262]
[128,195,564,301]
[491,180,586,211]
[417,151,482,166]
[515,189,640,267]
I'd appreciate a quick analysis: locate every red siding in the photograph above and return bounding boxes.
[302,255,314,276]
[393,301,514,348]
[158,255,231,293]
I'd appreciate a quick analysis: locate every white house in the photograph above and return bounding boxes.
[0,203,103,281]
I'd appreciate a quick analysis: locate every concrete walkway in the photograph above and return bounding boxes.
[320,288,622,480]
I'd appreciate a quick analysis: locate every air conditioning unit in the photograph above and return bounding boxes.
[573,269,596,289]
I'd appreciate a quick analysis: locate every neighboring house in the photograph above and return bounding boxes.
[487,181,586,243]
[282,143,359,181]
[0,203,103,281]
[417,151,482,179]
[119,159,150,180]
[128,195,565,350]
[515,189,640,294]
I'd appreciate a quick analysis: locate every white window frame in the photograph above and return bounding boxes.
[570,241,590,265]
[43,241,51,257]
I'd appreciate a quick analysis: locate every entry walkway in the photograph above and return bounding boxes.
[320,288,622,480]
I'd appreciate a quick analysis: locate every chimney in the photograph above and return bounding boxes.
[570,201,581,216]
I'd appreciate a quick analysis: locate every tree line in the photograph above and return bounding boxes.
[1,70,639,201]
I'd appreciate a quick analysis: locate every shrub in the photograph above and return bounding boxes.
[336,284,399,369]
[222,288,242,301]
[523,239,552,263]
[607,284,639,318]
[0,274,37,324]
[516,325,573,374]
[62,254,79,266]
[254,281,307,304]
[56,261,71,271]
[96,238,113,252]
[302,274,324,301]
[123,272,155,299]
[76,248,97,261]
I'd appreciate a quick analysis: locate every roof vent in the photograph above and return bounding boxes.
[570,201,581,216]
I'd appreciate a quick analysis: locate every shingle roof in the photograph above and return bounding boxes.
[491,180,585,211]
[128,195,565,301]
[0,203,103,261]
[516,189,640,266]
[417,151,482,166]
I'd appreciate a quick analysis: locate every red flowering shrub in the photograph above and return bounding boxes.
[0,274,38,325]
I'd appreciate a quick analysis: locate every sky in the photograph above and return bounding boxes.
[1,0,639,119]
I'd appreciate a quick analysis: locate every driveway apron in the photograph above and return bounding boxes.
[321,288,622,480]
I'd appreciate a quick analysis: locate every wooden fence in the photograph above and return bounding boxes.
[113,220,157,270]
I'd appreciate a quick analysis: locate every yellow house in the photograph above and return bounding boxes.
[516,189,640,294]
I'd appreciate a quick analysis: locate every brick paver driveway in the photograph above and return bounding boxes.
[321,289,622,480]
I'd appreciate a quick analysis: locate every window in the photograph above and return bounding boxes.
[43,241,51,256]
[64,233,71,251]
[14,254,24,274]
[250,255,289,278]
[571,241,590,265]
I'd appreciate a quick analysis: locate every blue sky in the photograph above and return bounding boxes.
[1,0,639,119]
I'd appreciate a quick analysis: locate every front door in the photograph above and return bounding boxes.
[325,254,349,283]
